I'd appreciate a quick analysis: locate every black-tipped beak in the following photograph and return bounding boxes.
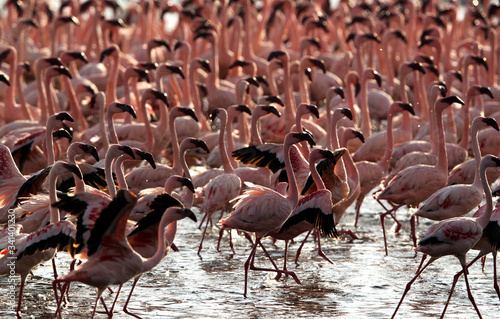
[199,59,211,73]
[452,71,463,82]
[180,107,199,122]
[46,57,64,66]
[100,47,116,62]
[310,58,326,73]
[80,143,100,162]
[473,56,489,72]
[265,95,284,106]
[306,104,319,118]
[53,128,72,142]
[256,75,269,87]
[354,80,361,97]
[134,68,150,82]
[409,62,426,74]
[193,139,210,153]
[393,30,407,43]
[341,108,353,120]
[479,86,494,99]
[153,39,171,51]
[484,117,499,131]
[333,87,345,99]
[425,64,439,77]
[353,130,365,143]
[263,105,281,117]
[55,112,75,122]
[297,132,315,147]
[22,19,39,28]
[152,90,169,106]
[64,163,83,180]
[400,102,415,115]
[307,38,321,50]
[0,73,10,86]
[181,208,197,222]
[180,177,195,193]
[55,66,73,79]
[245,77,259,87]
[117,103,137,119]
[167,65,185,79]
[267,50,286,61]
[229,60,249,69]
[0,50,10,63]
[137,151,156,169]
[174,41,184,51]
[236,104,252,116]
[68,51,89,64]
[210,109,219,122]
[119,145,135,159]
[441,95,465,106]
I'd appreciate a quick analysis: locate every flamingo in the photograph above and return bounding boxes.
[354,102,415,227]
[199,108,242,255]
[0,161,82,318]
[374,96,464,255]
[219,132,315,297]
[391,155,500,319]
[413,117,499,221]
[52,189,196,318]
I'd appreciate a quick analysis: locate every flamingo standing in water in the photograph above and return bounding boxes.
[219,132,315,297]
[52,189,196,318]
[0,161,82,318]
[391,155,500,319]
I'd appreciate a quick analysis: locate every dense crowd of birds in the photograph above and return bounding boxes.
[1,0,500,318]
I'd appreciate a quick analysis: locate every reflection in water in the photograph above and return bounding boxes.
[1,195,500,318]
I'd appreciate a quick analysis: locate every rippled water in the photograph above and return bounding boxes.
[1,194,499,319]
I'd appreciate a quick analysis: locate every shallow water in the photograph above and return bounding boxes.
[1,194,499,319]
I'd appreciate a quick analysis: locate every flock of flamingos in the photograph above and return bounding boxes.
[1,0,500,317]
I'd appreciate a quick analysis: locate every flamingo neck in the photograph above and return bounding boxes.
[49,172,60,223]
[179,146,192,180]
[226,112,239,169]
[218,112,234,174]
[310,156,326,190]
[476,160,494,229]
[250,113,264,145]
[141,211,176,273]
[105,153,117,198]
[107,110,119,144]
[44,75,57,117]
[169,114,181,174]
[284,141,299,207]
[360,72,372,138]
[114,156,128,190]
[106,55,119,103]
[471,121,482,188]
[435,105,448,173]
[141,98,154,151]
[379,106,396,172]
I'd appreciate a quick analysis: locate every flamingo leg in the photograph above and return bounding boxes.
[243,239,259,297]
[493,251,500,300]
[316,232,333,264]
[392,254,432,319]
[354,195,365,227]
[441,254,483,318]
[108,284,122,316]
[294,229,312,264]
[380,205,402,256]
[410,215,417,248]
[123,277,142,319]
[250,239,301,285]
[198,216,211,256]
[460,262,483,319]
[16,275,27,319]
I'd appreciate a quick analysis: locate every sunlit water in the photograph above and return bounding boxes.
[1,193,499,319]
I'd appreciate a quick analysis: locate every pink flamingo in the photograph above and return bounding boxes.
[271,148,344,269]
[0,161,81,318]
[375,96,464,255]
[52,189,195,318]
[199,108,242,255]
[219,132,315,297]
[354,102,415,226]
[391,154,500,319]
[413,117,499,221]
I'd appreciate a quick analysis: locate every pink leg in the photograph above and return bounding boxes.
[250,239,301,285]
[316,232,333,264]
[461,262,483,319]
[294,229,312,264]
[338,229,358,239]
[16,276,27,319]
[380,205,402,256]
[123,277,142,319]
[410,215,417,248]
[198,216,211,256]
[243,241,259,297]
[392,254,432,319]
[108,284,122,316]
[354,195,365,227]
[493,252,500,300]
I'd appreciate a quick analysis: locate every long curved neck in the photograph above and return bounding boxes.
[345,75,358,124]
[67,149,85,193]
[283,58,295,133]
[226,111,239,169]
[141,97,154,151]
[4,51,16,116]
[299,60,310,103]
[107,109,119,144]
[44,74,57,117]
[476,160,494,229]
[63,75,87,130]
[179,146,192,180]
[250,112,264,145]
[114,156,128,190]
[399,71,412,141]
[471,121,482,187]
[284,141,299,207]
[49,172,60,223]
[141,211,176,272]
[379,107,396,172]
[105,152,117,198]
[460,94,472,150]
[16,65,32,121]
[435,104,448,173]
[45,122,56,166]
[36,62,49,124]
[106,55,119,103]
[360,72,372,138]
[169,112,181,173]
[218,112,234,174]
[341,134,359,185]
[310,157,325,190]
